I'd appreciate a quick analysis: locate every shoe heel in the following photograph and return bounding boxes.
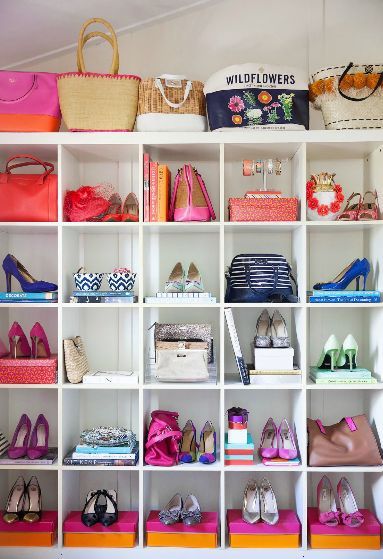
[345,349,356,371]
[11,335,20,359]
[6,273,11,293]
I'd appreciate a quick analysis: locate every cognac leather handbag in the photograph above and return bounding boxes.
[0,154,58,222]
[307,415,383,467]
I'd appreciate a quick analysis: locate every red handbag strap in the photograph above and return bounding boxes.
[2,154,54,184]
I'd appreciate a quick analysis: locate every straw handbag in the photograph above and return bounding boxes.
[310,62,383,129]
[57,18,141,131]
[137,74,207,131]
[63,336,89,383]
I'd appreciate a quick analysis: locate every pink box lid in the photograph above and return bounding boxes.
[0,511,58,533]
[146,511,218,533]
[227,509,301,535]
[308,508,381,536]
[64,511,138,533]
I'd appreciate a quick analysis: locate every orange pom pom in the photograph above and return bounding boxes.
[353,73,366,89]
[339,74,354,91]
[366,73,380,89]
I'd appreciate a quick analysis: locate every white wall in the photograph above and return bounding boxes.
[10,0,383,129]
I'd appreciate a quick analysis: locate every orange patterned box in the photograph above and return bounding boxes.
[63,510,138,548]
[146,511,218,548]
[308,507,381,550]
[228,197,298,222]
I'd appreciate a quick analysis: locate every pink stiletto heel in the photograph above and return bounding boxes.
[8,322,31,359]
[259,417,278,459]
[30,322,51,358]
[8,414,31,459]
[278,419,298,460]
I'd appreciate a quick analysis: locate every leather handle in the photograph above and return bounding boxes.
[2,154,54,185]
[77,18,119,74]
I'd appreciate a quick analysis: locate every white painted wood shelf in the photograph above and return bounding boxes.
[0,131,382,558]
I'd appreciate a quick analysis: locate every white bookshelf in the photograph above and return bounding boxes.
[0,131,382,558]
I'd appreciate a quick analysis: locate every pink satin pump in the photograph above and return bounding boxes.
[30,322,51,358]
[8,322,31,359]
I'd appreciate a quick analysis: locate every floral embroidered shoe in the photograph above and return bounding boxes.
[317,476,339,527]
[185,262,204,293]
[165,262,185,293]
[181,494,202,526]
[179,420,197,463]
[159,493,183,525]
[197,421,216,464]
[337,477,364,528]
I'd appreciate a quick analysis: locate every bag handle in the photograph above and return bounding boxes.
[77,18,119,74]
[1,154,54,185]
[315,417,357,434]
[338,62,383,101]
[154,77,192,109]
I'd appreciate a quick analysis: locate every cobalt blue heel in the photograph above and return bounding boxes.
[313,258,370,291]
[2,254,58,293]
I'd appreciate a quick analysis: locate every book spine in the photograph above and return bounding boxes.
[143,153,150,222]
[310,297,379,303]
[73,291,133,297]
[73,452,138,460]
[63,457,137,466]
[0,292,57,300]
[149,162,158,222]
[310,377,376,384]
[157,164,170,222]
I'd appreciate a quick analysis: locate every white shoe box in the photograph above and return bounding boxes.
[253,346,294,371]
[228,428,248,444]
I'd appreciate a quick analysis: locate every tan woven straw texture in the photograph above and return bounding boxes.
[57,18,140,131]
[138,78,206,115]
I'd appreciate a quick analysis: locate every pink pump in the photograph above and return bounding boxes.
[8,414,31,459]
[8,322,31,359]
[277,419,298,460]
[30,322,51,358]
[259,418,278,459]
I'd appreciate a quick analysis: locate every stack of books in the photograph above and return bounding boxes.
[144,153,171,222]
[63,441,139,466]
[310,366,377,385]
[0,448,57,465]
[144,292,216,304]
[0,292,58,304]
[224,433,254,466]
[309,290,380,304]
[70,290,137,304]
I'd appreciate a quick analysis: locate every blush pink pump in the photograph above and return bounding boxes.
[27,414,49,460]
[8,322,31,359]
[278,419,298,460]
[259,417,278,459]
[30,322,51,358]
[8,414,32,459]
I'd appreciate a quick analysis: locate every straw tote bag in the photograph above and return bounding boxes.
[137,74,207,131]
[57,18,141,131]
[63,336,90,384]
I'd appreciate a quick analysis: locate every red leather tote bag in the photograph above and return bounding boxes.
[0,154,58,222]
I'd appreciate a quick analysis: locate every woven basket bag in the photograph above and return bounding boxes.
[63,336,89,384]
[310,62,383,129]
[136,75,207,131]
[57,18,140,131]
